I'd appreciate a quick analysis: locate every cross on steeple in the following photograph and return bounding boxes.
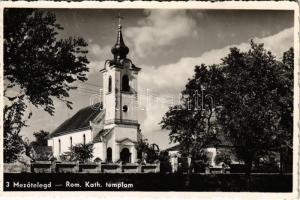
[111,13,129,62]
[116,13,124,27]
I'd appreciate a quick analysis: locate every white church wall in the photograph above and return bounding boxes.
[114,69,121,120]
[102,70,107,109]
[93,142,105,161]
[119,67,139,122]
[114,125,138,141]
[105,130,117,162]
[121,93,138,121]
[114,126,138,163]
[103,67,119,122]
[113,143,120,163]
[49,129,92,159]
[130,145,137,163]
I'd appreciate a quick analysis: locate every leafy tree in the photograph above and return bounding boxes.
[136,139,159,164]
[32,130,50,147]
[215,41,293,175]
[4,96,29,163]
[136,139,149,161]
[160,65,221,186]
[277,48,293,174]
[4,9,89,162]
[214,150,232,166]
[60,143,94,162]
[161,64,222,166]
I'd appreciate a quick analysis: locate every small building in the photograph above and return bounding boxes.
[165,133,242,173]
[48,19,141,164]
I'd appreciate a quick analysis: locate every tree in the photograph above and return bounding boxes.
[215,41,293,175]
[214,150,232,166]
[4,96,29,163]
[60,143,94,162]
[160,64,221,186]
[136,139,159,164]
[4,9,89,162]
[31,130,50,147]
[275,47,294,174]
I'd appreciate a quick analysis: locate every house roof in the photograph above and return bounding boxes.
[165,144,181,152]
[50,103,103,138]
[164,133,233,152]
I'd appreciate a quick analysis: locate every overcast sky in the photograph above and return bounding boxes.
[19,9,294,149]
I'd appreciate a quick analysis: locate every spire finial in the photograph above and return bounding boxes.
[111,13,129,63]
[116,13,124,28]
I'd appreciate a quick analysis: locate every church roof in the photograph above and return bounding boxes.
[116,138,137,144]
[93,128,114,143]
[110,15,129,65]
[50,103,103,138]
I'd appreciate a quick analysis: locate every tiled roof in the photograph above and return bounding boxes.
[50,103,103,138]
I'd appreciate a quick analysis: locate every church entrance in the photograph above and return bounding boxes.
[120,148,131,163]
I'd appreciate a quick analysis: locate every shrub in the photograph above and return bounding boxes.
[60,143,94,162]
[70,143,94,162]
[215,151,232,166]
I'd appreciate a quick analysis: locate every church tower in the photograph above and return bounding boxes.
[100,15,141,163]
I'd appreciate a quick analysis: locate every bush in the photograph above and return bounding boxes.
[60,143,94,162]
[215,151,232,166]
[59,152,76,162]
[71,143,94,162]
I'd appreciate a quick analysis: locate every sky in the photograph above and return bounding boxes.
[18,9,294,149]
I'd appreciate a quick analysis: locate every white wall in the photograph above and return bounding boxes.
[48,129,92,159]
[103,67,119,122]
[112,125,138,163]
[93,142,105,161]
[114,125,138,141]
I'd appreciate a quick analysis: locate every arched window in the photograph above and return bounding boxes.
[122,75,130,92]
[107,147,112,162]
[108,76,112,93]
[83,134,86,145]
[58,139,61,154]
[70,137,72,148]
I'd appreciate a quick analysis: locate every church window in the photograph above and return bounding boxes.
[70,137,72,148]
[122,75,130,92]
[123,105,128,112]
[58,139,61,154]
[107,147,112,162]
[108,76,112,93]
[83,134,86,145]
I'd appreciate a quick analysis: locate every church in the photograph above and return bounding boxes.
[48,18,141,164]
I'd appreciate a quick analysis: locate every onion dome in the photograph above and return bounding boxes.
[111,23,129,63]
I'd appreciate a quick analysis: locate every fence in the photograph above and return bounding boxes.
[4,161,160,173]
